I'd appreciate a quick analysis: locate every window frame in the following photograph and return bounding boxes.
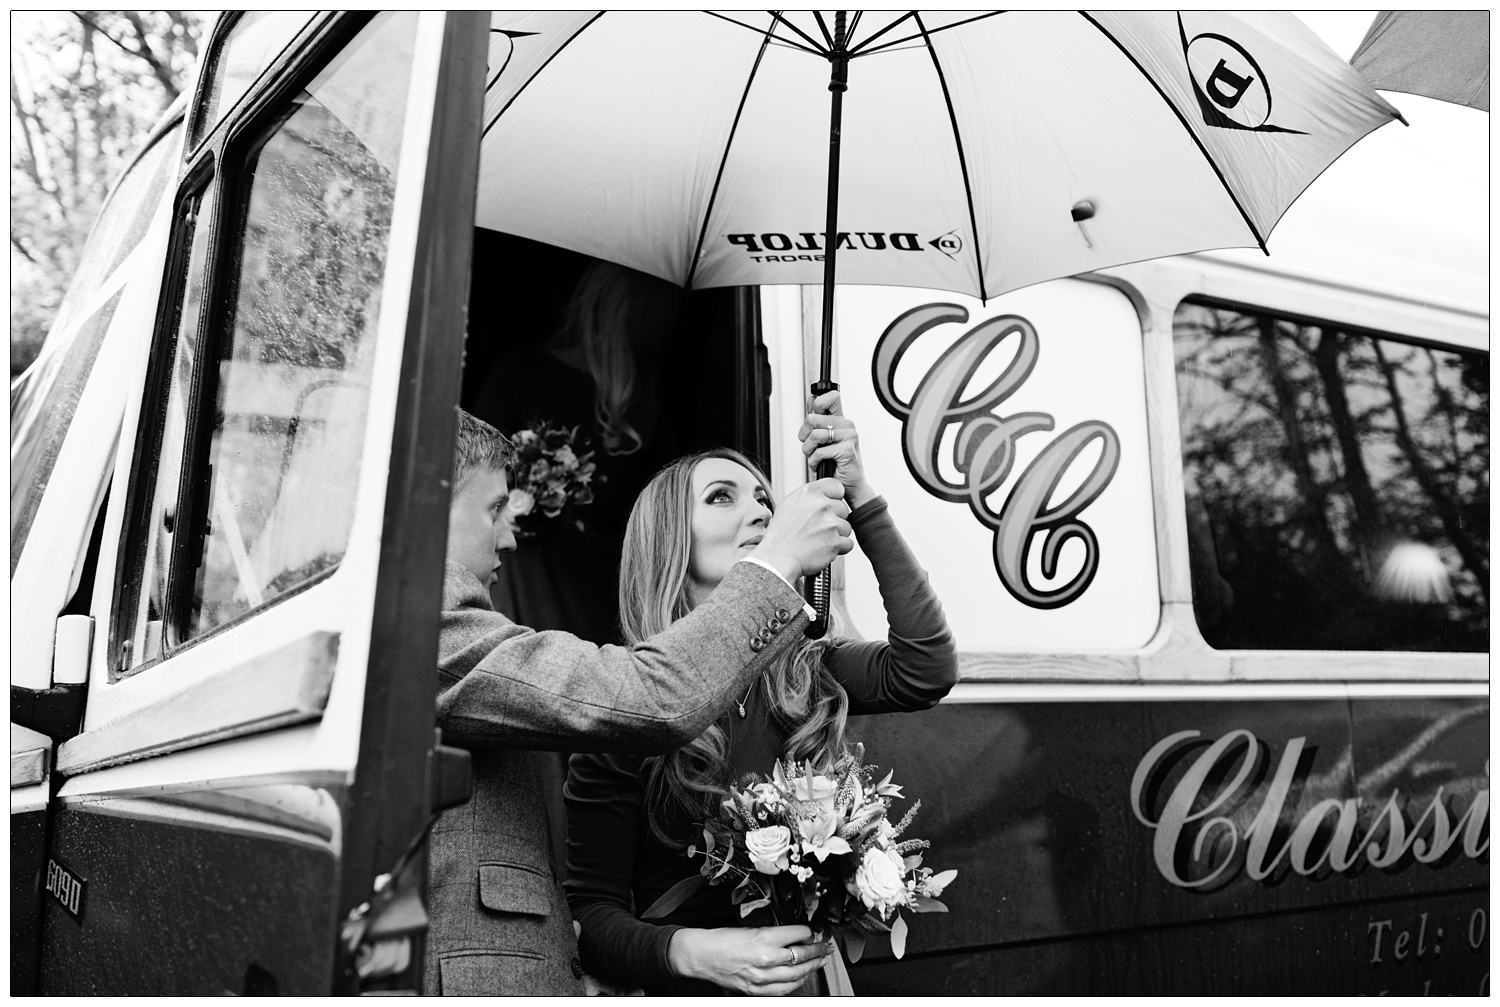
[109,12,389,677]
[108,166,216,675]
[184,11,329,158]
[1171,292,1489,655]
[905,257,1490,686]
[1114,254,1488,684]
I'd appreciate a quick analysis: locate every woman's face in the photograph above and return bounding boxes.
[687,457,774,605]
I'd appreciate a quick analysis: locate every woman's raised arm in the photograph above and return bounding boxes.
[796,389,958,713]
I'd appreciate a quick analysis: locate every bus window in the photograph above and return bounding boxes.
[10,293,122,576]
[1174,300,1488,652]
[44,124,182,341]
[115,12,419,668]
[10,124,181,573]
[190,11,315,149]
[115,180,216,670]
[186,12,415,640]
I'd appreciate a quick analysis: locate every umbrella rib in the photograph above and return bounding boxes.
[846,11,865,45]
[703,11,826,57]
[482,11,607,138]
[847,11,918,54]
[1077,12,1268,253]
[852,11,1009,58]
[812,10,835,50]
[766,11,831,56]
[914,13,988,303]
[685,16,777,288]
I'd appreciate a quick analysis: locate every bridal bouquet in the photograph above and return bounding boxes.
[504,421,599,538]
[643,744,955,961]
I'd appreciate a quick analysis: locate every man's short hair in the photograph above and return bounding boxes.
[453,409,516,492]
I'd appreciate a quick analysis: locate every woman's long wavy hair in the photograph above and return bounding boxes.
[549,261,681,456]
[619,448,851,847]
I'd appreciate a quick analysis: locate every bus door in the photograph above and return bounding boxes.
[21,12,488,994]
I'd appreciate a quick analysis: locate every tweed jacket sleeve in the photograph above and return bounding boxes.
[436,559,811,754]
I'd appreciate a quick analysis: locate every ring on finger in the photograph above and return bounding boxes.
[788,947,800,967]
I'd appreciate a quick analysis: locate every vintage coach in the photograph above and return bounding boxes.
[11,11,1487,995]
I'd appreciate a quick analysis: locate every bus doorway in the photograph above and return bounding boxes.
[455,229,771,868]
[460,229,771,648]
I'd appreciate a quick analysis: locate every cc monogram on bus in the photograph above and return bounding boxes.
[872,304,1120,608]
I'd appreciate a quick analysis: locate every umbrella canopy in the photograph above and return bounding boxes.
[476,10,1401,301]
[1351,10,1489,112]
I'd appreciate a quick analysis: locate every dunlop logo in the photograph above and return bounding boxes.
[45,857,86,922]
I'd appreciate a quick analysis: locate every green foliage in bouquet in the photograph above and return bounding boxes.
[641,743,956,961]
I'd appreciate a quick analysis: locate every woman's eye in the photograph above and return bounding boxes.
[708,488,732,504]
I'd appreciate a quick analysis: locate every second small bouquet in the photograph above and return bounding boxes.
[504,421,599,538]
[642,743,956,961]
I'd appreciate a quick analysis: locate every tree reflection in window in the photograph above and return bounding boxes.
[1174,301,1487,652]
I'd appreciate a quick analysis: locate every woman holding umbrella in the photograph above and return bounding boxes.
[564,391,958,995]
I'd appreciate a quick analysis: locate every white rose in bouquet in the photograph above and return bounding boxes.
[854,847,910,917]
[745,825,792,875]
[505,488,535,518]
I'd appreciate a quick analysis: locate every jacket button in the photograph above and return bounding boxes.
[750,637,765,652]
[775,607,792,622]
[572,956,584,980]
[768,616,784,631]
[760,628,775,644]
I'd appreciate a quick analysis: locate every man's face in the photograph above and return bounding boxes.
[447,466,517,587]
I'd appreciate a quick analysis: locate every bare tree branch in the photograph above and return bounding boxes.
[1372,340,1489,598]
[71,10,181,100]
[72,11,136,59]
[124,11,182,100]
[10,66,48,192]
[11,234,40,264]
[10,64,68,221]
[1254,314,1351,573]
[13,10,205,374]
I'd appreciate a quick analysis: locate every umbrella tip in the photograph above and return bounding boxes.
[1070,200,1096,222]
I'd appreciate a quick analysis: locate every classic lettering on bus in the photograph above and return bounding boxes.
[1131,729,1490,890]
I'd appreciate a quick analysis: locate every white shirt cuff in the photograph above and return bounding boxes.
[737,556,818,620]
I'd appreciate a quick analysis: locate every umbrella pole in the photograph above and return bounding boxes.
[806,10,850,639]
[817,11,849,390]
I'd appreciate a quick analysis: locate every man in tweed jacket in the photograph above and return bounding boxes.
[424,411,852,995]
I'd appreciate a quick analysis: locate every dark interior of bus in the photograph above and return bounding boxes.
[459,228,774,868]
[460,228,770,645]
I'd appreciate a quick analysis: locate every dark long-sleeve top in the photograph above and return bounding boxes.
[564,496,957,993]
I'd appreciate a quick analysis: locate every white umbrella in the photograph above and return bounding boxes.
[478,10,1400,301]
[475,9,1401,631]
